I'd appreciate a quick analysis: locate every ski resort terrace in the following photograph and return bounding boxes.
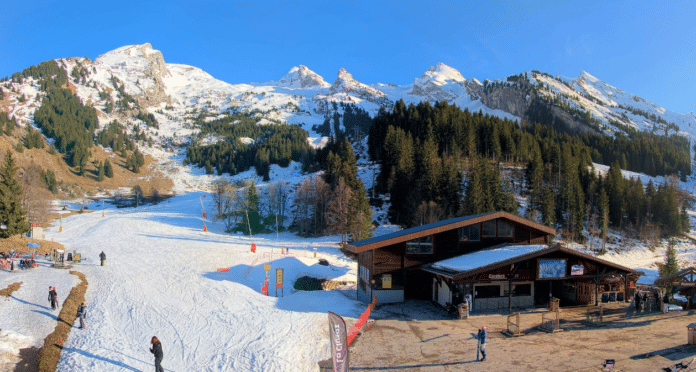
[347,300,696,371]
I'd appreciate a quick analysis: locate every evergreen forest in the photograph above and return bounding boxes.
[368,100,691,242]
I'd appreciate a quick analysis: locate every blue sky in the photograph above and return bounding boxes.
[1,1,694,114]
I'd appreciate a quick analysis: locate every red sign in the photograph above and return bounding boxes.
[251,243,256,253]
[261,277,269,295]
[347,296,377,345]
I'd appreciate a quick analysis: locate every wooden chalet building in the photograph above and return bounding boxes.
[345,211,640,311]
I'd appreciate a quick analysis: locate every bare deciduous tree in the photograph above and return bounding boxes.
[326,176,351,241]
[293,177,314,236]
[20,163,51,226]
[212,178,232,217]
[412,201,443,227]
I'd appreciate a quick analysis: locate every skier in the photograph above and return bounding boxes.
[48,286,58,310]
[150,336,164,372]
[99,251,106,266]
[76,303,87,329]
[477,326,487,361]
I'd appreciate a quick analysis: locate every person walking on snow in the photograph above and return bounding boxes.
[634,291,642,311]
[99,251,106,266]
[477,326,487,361]
[48,286,58,310]
[150,336,164,372]
[76,303,87,329]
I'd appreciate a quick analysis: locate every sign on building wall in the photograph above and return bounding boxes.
[538,259,567,279]
[382,274,392,289]
[571,265,584,275]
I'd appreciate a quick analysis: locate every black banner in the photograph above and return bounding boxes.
[328,311,349,372]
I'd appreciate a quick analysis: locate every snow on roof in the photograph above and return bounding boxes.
[429,244,549,273]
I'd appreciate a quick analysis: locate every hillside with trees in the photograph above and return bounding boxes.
[368,100,692,244]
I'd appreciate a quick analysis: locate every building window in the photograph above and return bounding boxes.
[497,220,514,237]
[513,284,531,296]
[481,220,496,237]
[406,235,433,254]
[475,285,500,298]
[459,224,480,242]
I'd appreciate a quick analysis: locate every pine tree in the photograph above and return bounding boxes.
[347,181,373,242]
[97,161,105,182]
[541,186,556,227]
[598,188,609,254]
[681,203,690,233]
[239,181,262,234]
[660,239,680,295]
[0,150,30,238]
[104,159,114,178]
[462,155,485,215]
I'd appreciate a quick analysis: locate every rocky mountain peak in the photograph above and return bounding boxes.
[577,70,600,84]
[277,65,330,88]
[410,62,466,100]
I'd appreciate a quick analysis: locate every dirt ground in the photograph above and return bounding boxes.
[348,301,696,371]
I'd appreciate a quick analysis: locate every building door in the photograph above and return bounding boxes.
[405,269,432,300]
[535,281,550,307]
[576,281,594,305]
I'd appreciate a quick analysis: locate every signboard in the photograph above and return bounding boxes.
[382,274,392,289]
[538,259,567,279]
[675,282,696,287]
[328,311,349,372]
[276,268,284,288]
[263,264,271,275]
[489,274,506,280]
[571,265,584,276]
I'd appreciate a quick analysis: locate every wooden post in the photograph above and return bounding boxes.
[624,274,629,303]
[594,276,600,306]
[508,277,513,314]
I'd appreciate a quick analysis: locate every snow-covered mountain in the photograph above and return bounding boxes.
[277,65,330,89]
[3,42,696,192]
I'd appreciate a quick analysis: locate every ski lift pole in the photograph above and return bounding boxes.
[246,208,255,253]
[200,196,207,232]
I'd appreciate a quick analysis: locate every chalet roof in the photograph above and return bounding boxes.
[345,211,555,254]
[421,244,640,281]
[654,267,696,287]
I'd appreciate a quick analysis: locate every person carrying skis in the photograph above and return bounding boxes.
[477,326,487,361]
[99,251,106,266]
[150,336,164,372]
[76,303,87,329]
[48,286,58,310]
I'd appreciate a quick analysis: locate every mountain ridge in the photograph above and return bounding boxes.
[1,42,695,194]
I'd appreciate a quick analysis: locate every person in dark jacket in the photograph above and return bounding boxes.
[99,251,106,266]
[150,336,164,372]
[76,303,87,329]
[634,291,642,311]
[477,326,487,361]
[48,286,58,310]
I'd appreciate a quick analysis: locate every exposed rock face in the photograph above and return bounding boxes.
[135,44,170,107]
[466,80,533,118]
[328,68,393,108]
[95,43,171,108]
[277,65,330,88]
